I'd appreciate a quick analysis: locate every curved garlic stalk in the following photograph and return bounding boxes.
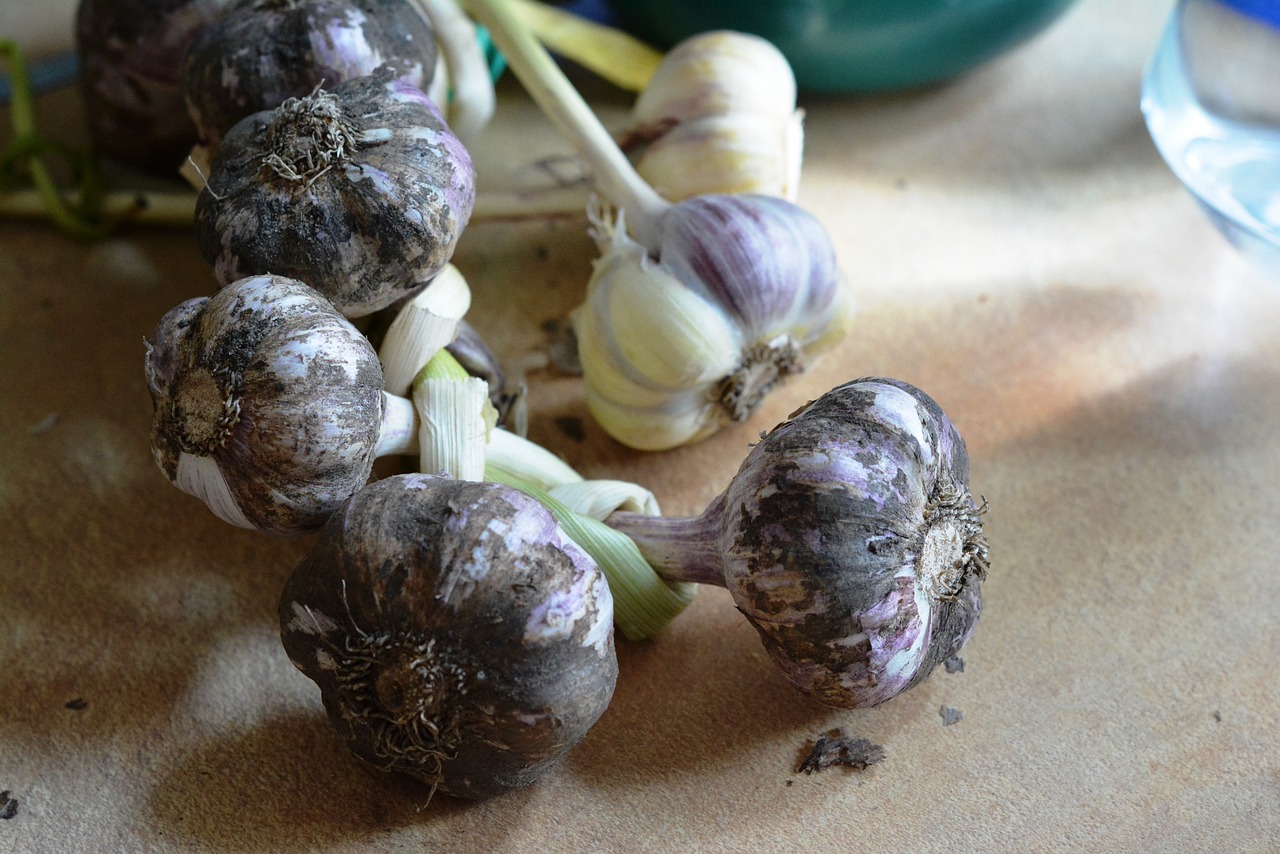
[467,0,852,451]
[413,0,495,144]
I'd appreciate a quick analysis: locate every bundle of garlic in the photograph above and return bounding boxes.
[467,0,853,451]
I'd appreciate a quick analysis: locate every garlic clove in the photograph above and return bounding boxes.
[583,228,741,391]
[572,197,852,450]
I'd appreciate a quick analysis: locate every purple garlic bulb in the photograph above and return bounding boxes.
[75,0,234,173]
[279,473,618,799]
[195,66,476,318]
[183,0,438,146]
[607,377,989,708]
[573,194,852,451]
[144,273,415,533]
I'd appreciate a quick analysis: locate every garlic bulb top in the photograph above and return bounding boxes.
[75,0,235,173]
[607,378,988,709]
[182,0,438,146]
[145,274,387,533]
[279,473,617,799]
[195,65,476,318]
[631,30,797,131]
[573,194,852,451]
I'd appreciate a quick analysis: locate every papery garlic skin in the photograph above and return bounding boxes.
[574,195,852,451]
[195,66,476,318]
[145,274,386,533]
[279,473,617,799]
[182,0,438,146]
[608,378,988,709]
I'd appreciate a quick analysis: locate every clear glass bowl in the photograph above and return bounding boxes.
[1141,0,1280,276]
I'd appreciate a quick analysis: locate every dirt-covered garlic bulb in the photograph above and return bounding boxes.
[144,273,411,533]
[75,0,234,173]
[182,0,438,147]
[279,473,617,799]
[607,378,989,709]
[195,65,475,317]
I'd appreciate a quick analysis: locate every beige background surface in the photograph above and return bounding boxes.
[3,0,1278,851]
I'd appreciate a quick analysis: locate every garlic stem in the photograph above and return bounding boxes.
[465,0,670,250]
[411,347,494,480]
[0,188,194,227]
[606,503,729,588]
[485,426,583,490]
[413,0,495,144]
[0,186,595,231]
[376,391,420,457]
[485,463,695,640]
[379,263,472,396]
[506,0,662,93]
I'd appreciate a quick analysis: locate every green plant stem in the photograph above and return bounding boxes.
[0,39,132,239]
[486,463,695,641]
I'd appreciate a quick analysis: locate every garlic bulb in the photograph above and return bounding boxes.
[279,472,617,799]
[145,274,410,533]
[629,30,803,201]
[574,196,851,451]
[75,0,235,173]
[195,65,476,318]
[182,0,438,146]
[607,378,989,709]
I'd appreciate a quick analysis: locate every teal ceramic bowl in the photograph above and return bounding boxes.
[601,0,1080,92]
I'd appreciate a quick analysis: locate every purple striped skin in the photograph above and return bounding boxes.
[608,378,986,709]
[182,0,437,146]
[661,194,842,343]
[279,474,617,799]
[196,66,475,318]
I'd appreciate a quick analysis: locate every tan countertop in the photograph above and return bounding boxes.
[2,1,1278,850]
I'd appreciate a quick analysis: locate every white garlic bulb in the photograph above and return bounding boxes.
[144,274,412,534]
[628,30,803,202]
[573,196,852,451]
